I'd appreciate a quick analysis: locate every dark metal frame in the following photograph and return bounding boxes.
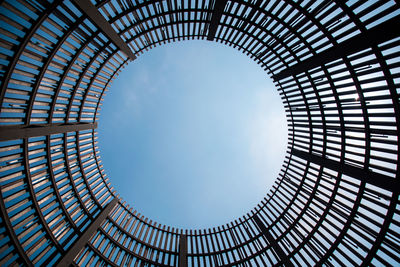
[0,0,399,266]
[57,198,118,267]
[0,122,97,141]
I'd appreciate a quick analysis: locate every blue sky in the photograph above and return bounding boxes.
[98,41,287,229]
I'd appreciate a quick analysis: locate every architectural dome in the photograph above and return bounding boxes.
[0,0,399,266]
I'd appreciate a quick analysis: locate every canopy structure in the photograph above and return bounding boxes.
[0,0,399,266]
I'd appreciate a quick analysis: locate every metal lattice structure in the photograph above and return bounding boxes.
[0,0,399,266]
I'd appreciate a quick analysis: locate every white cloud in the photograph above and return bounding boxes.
[244,88,288,187]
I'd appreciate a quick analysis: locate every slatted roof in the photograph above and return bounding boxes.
[0,0,399,266]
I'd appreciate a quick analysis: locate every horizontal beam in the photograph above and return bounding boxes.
[291,123,398,136]
[0,122,97,141]
[72,0,136,60]
[253,214,294,267]
[292,149,398,193]
[207,0,228,41]
[57,198,118,267]
[272,16,400,81]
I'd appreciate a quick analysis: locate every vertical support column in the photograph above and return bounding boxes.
[207,0,228,41]
[56,198,118,267]
[71,0,136,60]
[271,16,400,81]
[179,234,188,267]
[253,214,294,267]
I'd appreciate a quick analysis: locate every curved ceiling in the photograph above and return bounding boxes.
[0,0,399,266]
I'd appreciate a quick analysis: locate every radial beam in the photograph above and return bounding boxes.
[178,234,188,267]
[71,0,136,60]
[0,122,97,141]
[57,198,118,267]
[272,16,400,81]
[207,0,228,41]
[292,149,398,193]
[253,214,294,267]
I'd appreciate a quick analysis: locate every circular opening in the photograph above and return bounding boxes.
[98,41,287,229]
